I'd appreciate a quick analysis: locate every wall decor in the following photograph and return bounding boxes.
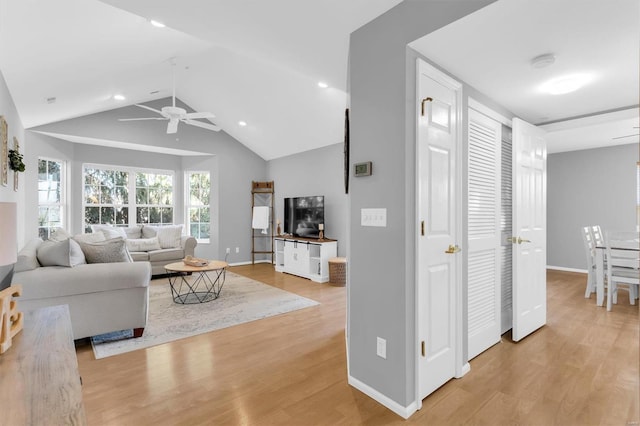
[9,137,23,191]
[354,161,372,177]
[0,116,7,187]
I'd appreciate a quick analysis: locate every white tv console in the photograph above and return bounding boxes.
[274,237,337,283]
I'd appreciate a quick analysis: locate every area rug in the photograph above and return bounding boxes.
[91,272,319,359]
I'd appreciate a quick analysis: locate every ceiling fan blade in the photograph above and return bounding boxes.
[184,111,215,119]
[134,104,164,115]
[612,134,640,140]
[167,119,179,134]
[183,119,221,132]
[118,117,167,121]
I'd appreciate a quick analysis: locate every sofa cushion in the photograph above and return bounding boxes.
[148,247,185,262]
[15,261,151,301]
[142,225,183,248]
[78,238,132,264]
[49,228,72,242]
[126,237,161,252]
[129,251,150,262]
[123,226,142,239]
[37,239,86,267]
[15,238,43,272]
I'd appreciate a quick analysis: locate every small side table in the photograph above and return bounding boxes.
[164,260,228,304]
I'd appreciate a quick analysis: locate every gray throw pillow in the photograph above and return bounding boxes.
[15,238,43,272]
[78,238,132,264]
[36,238,86,267]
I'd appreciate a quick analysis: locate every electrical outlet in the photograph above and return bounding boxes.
[376,337,387,359]
[235,247,240,253]
[226,248,230,254]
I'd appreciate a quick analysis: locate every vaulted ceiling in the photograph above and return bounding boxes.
[0,0,637,159]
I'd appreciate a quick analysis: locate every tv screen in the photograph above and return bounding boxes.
[284,196,324,238]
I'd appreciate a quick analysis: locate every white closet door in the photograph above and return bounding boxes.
[500,126,513,334]
[467,108,501,360]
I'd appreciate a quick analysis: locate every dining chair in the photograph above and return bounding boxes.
[591,225,605,248]
[581,226,596,298]
[605,231,640,311]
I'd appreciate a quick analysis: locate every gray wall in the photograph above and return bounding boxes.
[26,98,268,263]
[348,0,495,409]
[548,143,638,270]
[0,70,25,287]
[267,143,347,256]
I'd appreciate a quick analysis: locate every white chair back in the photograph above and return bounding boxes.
[605,231,640,311]
[581,226,596,297]
[591,225,605,248]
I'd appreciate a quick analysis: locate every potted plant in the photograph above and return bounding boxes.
[8,149,25,172]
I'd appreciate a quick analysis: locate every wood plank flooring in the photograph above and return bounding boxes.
[75,266,639,425]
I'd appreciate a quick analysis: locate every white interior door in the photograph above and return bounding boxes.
[417,60,461,400]
[467,108,502,360]
[511,118,547,342]
[500,126,513,334]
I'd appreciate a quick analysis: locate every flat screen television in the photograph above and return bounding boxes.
[284,196,324,238]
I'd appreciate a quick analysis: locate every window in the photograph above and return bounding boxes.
[38,158,66,240]
[186,172,211,242]
[135,172,173,226]
[83,165,174,231]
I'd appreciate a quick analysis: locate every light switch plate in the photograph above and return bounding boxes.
[376,337,387,359]
[361,208,387,227]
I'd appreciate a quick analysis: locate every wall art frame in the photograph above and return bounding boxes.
[1,116,7,187]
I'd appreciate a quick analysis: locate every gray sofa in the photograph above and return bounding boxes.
[129,235,197,276]
[12,237,150,340]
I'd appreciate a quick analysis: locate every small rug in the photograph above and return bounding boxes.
[91,272,319,359]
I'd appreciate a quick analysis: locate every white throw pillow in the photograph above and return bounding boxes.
[49,228,71,242]
[73,232,107,244]
[143,225,183,248]
[123,226,142,239]
[91,224,127,240]
[126,237,161,252]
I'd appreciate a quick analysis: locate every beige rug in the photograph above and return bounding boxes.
[91,272,319,359]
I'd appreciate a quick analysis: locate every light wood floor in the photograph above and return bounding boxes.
[75,266,639,425]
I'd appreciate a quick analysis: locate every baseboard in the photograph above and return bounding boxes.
[455,362,471,378]
[228,260,273,267]
[547,265,587,274]
[347,375,417,419]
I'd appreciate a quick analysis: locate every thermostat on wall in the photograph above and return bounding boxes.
[354,161,372,177]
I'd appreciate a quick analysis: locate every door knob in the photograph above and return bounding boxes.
[445,244,461,254]
[517,237,531,244]
[508,236,531,244]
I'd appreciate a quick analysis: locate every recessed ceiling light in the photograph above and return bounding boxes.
[530,53,556,69]
[150,20,166,28]
[539,74,593,95]
[317,81,329,89]
[113,94,126,101]
[238,121,247,127]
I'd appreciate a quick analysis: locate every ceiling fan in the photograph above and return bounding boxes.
[119,60,220,134]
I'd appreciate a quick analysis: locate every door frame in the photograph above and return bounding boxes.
[414,59,468,410]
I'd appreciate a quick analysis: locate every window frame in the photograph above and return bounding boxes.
[37,157,67,240]
[82,163,175,231]
[185,170,211,243]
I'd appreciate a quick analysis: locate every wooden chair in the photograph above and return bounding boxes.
[606,231,640,311]
[581,226,597,298]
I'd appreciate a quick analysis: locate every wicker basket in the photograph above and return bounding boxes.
[328,257,347,287]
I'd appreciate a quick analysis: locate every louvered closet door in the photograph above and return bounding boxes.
[467,108,502,360]
[500,126,513,334]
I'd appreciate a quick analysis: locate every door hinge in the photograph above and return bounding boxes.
[421,340,426,357]
[421,220,425,236]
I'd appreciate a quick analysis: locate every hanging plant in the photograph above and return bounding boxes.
[8,149,25,172]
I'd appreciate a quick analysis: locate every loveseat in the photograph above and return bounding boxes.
[90,224,197,276]
[12,236,150,340]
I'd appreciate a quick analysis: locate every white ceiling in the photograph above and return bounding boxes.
[410,0,639,153]
[0,0,402,160]
[0,0,637,159]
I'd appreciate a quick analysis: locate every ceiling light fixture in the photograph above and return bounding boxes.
[113,94,126,101]
[539,74,593,95]
[238,121,247,127]
[317,82,329,89]
[530,53,556,69]
[150,20,166,28]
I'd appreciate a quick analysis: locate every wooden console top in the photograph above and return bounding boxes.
[274,236,337,243]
